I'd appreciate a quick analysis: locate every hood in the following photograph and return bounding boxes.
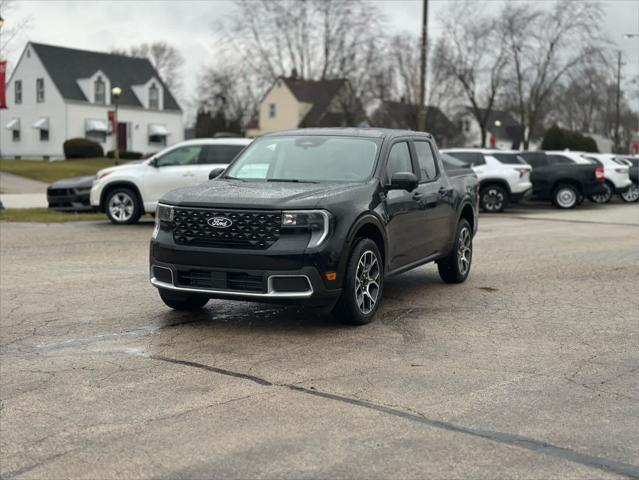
[96,161,147,178]
[161,178,372,210]
[49,175,95,189]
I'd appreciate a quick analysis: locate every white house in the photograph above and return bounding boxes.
[0,42,183,160]
[458,108,541,151]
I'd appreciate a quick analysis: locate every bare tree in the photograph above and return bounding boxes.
[113,42,184,94]
[499,0,606,149]
[437,1,507,147]
[0,0,31,62]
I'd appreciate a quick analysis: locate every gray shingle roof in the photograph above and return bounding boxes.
[30,42,181,111]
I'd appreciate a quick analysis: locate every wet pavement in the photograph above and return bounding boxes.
[1,203,638,479]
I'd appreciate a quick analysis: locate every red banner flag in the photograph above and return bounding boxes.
[108,110,116,134]
[0,61,7,109]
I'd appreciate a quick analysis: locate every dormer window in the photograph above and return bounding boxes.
[149,83,159,110]
[94,76,106,104]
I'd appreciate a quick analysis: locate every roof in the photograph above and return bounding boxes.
[371,101,459,141]
[29,42,181,111]
[264,127,433,140]
[284,77,358,127]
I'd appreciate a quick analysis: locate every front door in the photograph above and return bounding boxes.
[117,123,127,151]
[384,140,430,271]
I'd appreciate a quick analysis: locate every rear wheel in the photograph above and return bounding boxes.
[552,184,578,209]
[589,182,613,204]
[159,289,209,311]
[437,219,473,283]
[105,187,142,224]
[480,185,508,213]
[620,182,639,203]
[333,238,383,325]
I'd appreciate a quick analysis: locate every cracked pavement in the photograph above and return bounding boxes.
[1,202,638,479]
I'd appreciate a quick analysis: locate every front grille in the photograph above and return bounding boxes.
[48,188,71,196]
[176,269,265,293]
[172,208,281,249]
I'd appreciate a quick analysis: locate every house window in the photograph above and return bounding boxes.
[40,129,49,142]
[13,130,20,142]
[36,78,45,103]
[148,124,168,145]
[94,76,106,104]
[268,103,276,118]
[85,119,108,143]
[149,84,159,110]
[15,81,22,104]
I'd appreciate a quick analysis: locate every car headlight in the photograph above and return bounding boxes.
[97,171,112,180]
[281,210,331,248]
[152,204,174,239]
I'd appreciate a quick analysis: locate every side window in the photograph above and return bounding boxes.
[472,153,485,166]
[386,142,413,179]
[36,78,45,103]
[547,154,573,165]
[198,145,245,165]
[414,141,438,181]
[155,146,202,167]
[15,80,22,104]
[447,151,483,166]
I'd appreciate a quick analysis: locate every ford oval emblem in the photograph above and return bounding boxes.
[207,216,232,228]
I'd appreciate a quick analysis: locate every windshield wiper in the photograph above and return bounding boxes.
[224,175,246,182]
[267,178,319,184]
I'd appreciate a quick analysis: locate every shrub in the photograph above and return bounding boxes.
[106,150,144,160]
[541,125,599,153]
[541,124,564,150]
[63,138,104,159]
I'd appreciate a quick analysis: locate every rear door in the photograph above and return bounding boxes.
[413,140,455,253]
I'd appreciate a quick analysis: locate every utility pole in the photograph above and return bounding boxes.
[614,50,622,153]
[417,0,428,132]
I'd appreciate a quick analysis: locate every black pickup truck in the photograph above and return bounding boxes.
[149,128,479,325]
[515,151,606,208]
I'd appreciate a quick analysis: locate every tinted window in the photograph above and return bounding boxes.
[446,151,484,166]
[414,141,438,180]
[226,136,380,182]
[547,154,574,165]
[156,146,203,167]
[387,142,413,178]
[198,145,245,165]
[440,153,471,170]
[519,152,547,167]
[492,153,528,165]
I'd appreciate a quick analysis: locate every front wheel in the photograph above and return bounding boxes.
[589,182,613,204]
[620,182,639,203]
[552,184,578,209]
[159,289,209,311]
[105,187,142,224]
[333,238,383,325]
[437,219,473,284]
[480,185,508,213]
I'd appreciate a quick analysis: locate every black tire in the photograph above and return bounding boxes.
[333,238,383,325]
[588,181,613,204]
[159,289,209,311]
[620,182,639,203]
[105,187,142,224]
[479,184,508,213]
[437,219,472,284]
[552,183,579,209]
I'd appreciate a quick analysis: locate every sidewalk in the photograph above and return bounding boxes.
[0,194,48,209]
[0,172,49,209]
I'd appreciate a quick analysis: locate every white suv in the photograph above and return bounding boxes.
[91,138,252,224]
[442,149,532,212]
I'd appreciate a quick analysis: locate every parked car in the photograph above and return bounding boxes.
[442,149,531,213]
[91,138,252,224]
[150,128,479,325]
[577,153,632,203]
[616,156,639,202]
[518,151,606,209]
[48,176,96,212]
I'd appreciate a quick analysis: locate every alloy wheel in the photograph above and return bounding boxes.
[621,183,639,203]
[457,227,472,275]
[590,184,612,204]
[355,250,381,315]
[108,192,135,222]
[482,188,504,212]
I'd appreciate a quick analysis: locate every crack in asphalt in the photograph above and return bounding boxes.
[147,354,639,480]
[501,215,639,227]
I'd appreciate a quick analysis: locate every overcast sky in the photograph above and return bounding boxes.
[4,0,639,117]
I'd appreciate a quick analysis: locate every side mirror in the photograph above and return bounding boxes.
[209,167,225,180]
[388,172,418,191]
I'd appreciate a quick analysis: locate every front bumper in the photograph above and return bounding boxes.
[47,189,95,212]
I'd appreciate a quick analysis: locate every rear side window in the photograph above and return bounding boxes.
[547,154,574,165]
[492,153,528,165]
[519,152,547,167]
[387,142,413,178]
[414,141,438,181]
[198,144,245,165]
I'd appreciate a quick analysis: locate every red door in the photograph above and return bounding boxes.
[117,123,127,151]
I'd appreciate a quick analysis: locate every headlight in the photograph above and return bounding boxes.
[97,171,112,180]
[281,210,331,248]
[152,204,174,239]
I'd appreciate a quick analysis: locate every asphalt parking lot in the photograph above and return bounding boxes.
[1,203,638,479]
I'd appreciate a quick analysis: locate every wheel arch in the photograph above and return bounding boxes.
[346,214,388,270]
[551,178,583,195]
[479,178,511,195]
[458,202,475,234]
[99,181,144,213]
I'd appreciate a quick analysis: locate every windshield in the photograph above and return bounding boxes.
[225,135,380,182]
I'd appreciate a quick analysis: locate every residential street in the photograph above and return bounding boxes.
[1,203,638,479]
